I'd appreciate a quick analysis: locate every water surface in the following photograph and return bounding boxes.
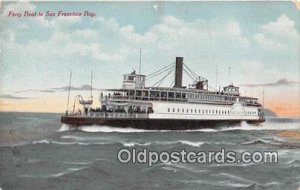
[0,112,299,190]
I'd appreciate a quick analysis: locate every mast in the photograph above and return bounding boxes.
[90,71,93,98]
[263,90,265,108]
[66,70,72,114]
[228,66,231,84]
[139,49,142,75]
[215,68,218,91]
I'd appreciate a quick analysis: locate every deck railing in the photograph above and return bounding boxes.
[99,95,261,107]
[66,111,149,119]
[100,95,188,102]
[90,112,148,119]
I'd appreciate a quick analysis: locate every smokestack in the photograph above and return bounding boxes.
[174,57,183,88]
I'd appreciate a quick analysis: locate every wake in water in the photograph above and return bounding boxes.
[32,139,110,146]
[121,140,205,147]
[19,166,89,178]
[79,126,169,133]
[241,139,282,146]
[220,120,300,131]
[58,124,220,133]
[32,134,239,148]
[58,124,73,132]
[57,118,300,133]
[32,138,205,147]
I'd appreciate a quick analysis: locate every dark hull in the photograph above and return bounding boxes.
[61,116,264,130]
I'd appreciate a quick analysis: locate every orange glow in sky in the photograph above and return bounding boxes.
[1,95,299,117]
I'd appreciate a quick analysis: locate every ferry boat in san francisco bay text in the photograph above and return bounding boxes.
[61,57,265,129]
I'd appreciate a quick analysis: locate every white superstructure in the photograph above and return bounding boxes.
[94,57,264,122]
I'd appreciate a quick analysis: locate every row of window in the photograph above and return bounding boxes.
[187,94,235,101]
[128,90,236,101]
[167,108,257,115]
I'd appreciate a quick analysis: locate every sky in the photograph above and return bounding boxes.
[0,1,299,116]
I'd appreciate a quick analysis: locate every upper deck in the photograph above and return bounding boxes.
[98,56,261,107]
[100,87,261,107]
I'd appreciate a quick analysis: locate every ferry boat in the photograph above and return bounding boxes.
[61,57,265,129]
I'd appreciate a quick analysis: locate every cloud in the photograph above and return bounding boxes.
[15,85,99,93]
[50,15,81,31]
[3,1,36,14]
[253,14,298,51]
[1,3,257,91]
[0,94,34,99]
[240,78,300,87]
[153,4,159,11]
[1,2,299,95]
[261,14,295,36]
[50,85,99,91]
[15,89,55,93]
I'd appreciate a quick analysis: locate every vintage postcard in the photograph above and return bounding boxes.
[0,0,299,190]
